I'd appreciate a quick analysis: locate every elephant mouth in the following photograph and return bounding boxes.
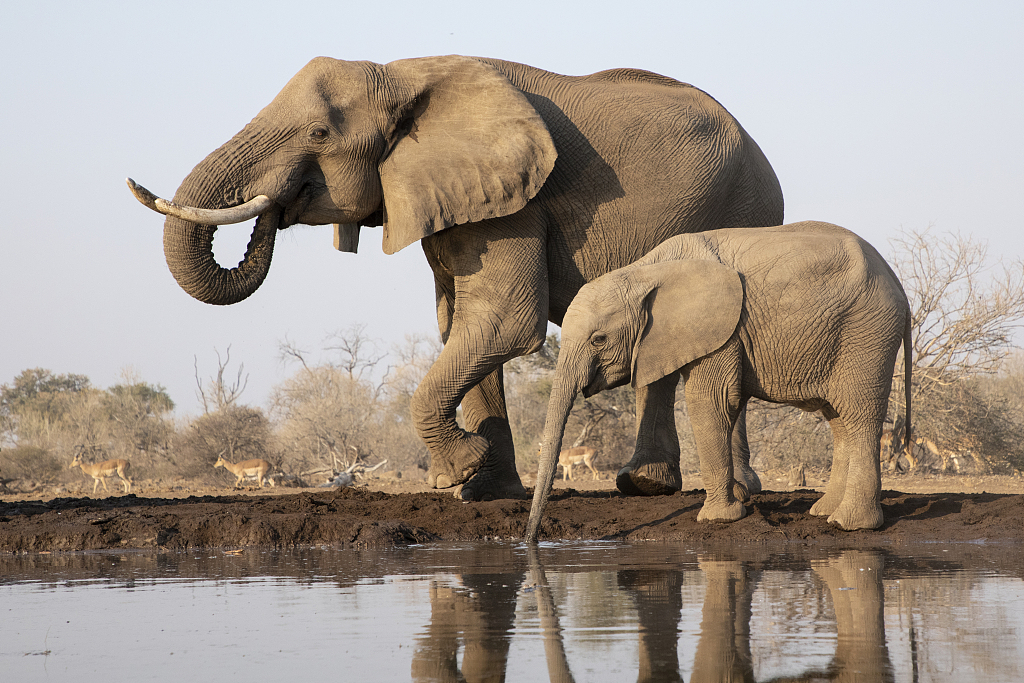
[582,370,629,398]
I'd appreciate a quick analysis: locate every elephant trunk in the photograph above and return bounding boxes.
[526,378,580,542]
[162,210,279,306]
[156,155,281,305]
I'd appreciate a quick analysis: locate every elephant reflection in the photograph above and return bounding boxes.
[689,559,758,683]
[795,550,895,683]
[616,559,758,683]
[614,551,893,683]
[413,548,893,682]
[617,567,688,682]
[410,563,523,682]
[411,546,574,683]
[528,547,576,683]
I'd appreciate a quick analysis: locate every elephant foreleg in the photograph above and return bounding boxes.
[682,346,747,523]
[618,371,760,499]
[414,219,547,499]
[411,335,503,491]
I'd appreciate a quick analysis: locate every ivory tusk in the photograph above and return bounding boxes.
[126,178,273,225]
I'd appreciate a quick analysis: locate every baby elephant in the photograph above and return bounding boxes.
[526,221,911,540]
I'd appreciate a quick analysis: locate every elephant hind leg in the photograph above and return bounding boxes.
[616,370,683,496]
[457,370,527,501]
[810,410,848,518]
[811,411,884,530]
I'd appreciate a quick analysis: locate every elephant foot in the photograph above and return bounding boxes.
[457,460,528,501]
[427,433,490,489]
[734,460,762,495]
[827,501,884,531]
[809,492,842,517]
[697,498,747,523]
[732,479,751,503]
[616,461,681,497]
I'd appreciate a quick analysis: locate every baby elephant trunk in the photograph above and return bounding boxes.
[526,381,579,542]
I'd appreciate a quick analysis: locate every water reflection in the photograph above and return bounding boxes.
[411,545,524,681]
[2,543,1022,682]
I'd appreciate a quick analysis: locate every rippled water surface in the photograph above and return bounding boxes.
[3,542,1023,682]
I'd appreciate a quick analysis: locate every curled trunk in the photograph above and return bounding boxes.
[162,207,280,306]
[526,380,579,542]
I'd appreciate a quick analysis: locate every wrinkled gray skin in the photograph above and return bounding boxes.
[132,55,783,501]
[527,222,912,537]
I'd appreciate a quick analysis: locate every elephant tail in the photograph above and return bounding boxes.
[901,314,913,459]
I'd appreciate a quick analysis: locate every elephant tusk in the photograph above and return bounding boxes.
[126,178,273,225]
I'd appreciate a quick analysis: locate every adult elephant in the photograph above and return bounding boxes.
[128,55,783,501]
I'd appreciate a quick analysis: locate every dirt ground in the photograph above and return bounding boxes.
[2,469,1022,552]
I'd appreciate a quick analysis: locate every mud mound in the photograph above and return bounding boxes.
[2,486,1022,553]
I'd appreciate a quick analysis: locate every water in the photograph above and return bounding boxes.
[2,542,1022,682]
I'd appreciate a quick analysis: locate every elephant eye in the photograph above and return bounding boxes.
[310,127,329,140]
[591,334,607,347]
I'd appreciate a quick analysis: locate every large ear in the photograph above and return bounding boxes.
[378,56,557,254]
[631,260,743,388]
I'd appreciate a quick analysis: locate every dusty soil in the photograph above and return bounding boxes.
[2,471,1022,552]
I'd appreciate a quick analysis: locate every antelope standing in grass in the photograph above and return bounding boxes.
[70,450,133,495]
[214,454,273,488]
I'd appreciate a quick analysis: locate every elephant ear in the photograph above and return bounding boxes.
[379,56,557,254]
[631,260,744,388]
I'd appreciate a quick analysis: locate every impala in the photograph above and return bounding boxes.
[214,455,273,488]
[557,447,599,481]
[70,451,133,495]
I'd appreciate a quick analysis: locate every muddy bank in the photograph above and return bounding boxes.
[2,483,1022,552]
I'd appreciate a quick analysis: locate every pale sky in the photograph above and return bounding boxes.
[2,1,1021,416]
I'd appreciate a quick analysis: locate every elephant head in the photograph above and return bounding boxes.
[128,56,557,305]
[526,258,742,541]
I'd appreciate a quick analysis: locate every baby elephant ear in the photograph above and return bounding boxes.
[632,260,743,388]
[379,56,557,254]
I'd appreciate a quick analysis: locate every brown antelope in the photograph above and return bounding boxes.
[70,451,132,495]
[214,455,273,488]
[557,447,599,481]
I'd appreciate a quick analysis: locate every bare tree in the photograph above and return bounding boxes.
[195,346,248,414]
[271,364,379,472]
[271,328,433,474]
[892,226,1024,393]
[887,226,1024,472]
[324,323,389,382]
[175,348,276,481]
